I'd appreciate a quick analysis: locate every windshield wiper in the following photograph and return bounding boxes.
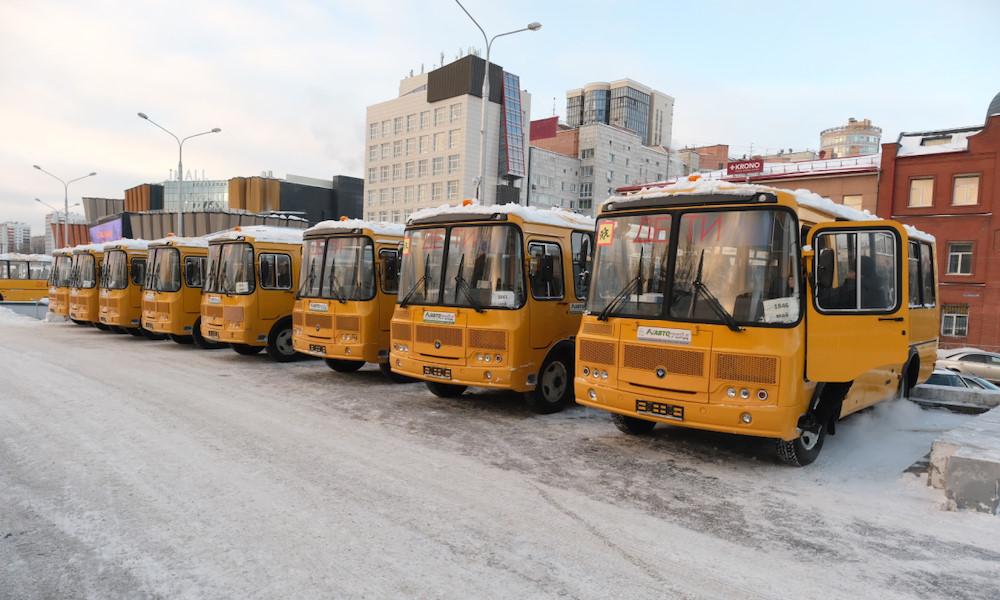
[690,250,742,332]
[452,254,485,313]
[597,247,645,321]
[399,254,431,308]
[327,265,347,304]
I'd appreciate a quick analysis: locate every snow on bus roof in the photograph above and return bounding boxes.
[408,201,595,229]
[71,242,109,253]
[210,225,304,245]
[103,239,150,251]
[607,178,935,242]
[0,253,52,262]
[147,235,211,248]
[305,219,405,238]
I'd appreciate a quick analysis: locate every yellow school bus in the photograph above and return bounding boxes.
[0,253,52,302]
[48,248,75,316]
[292,218,409,380]
[200,226,304,361]
[99,239,149,336]
[68,244,107,327]
[390,200,595,413]
[575,178,939,465]
[142,235,225,348]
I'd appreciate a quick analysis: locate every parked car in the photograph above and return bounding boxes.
[924,368,1000,391]
[936,348,1000,385]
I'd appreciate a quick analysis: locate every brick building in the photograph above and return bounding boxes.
[877,94,1000,351]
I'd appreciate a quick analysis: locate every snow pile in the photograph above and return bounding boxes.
[103,239,151,251]
[147,235,211,249]
[305,219,405,238]
[210,226,304,245]
[897,128,982,157]
[408,201,595,229]
[0,253,52,262]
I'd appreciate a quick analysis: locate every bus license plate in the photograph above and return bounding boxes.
[636,399,684,421]
[423,366,452,379]
[207,330,219,338]
[308,344,326,354]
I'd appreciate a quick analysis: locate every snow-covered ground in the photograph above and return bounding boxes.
[2,307,998,599]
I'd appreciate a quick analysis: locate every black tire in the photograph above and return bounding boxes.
[380,361,417,383]
[611,413,657,435]
[325,358,365,372]
[71,319,90,326]
[265,318,298,362]
[169,333,194,344]
[109,325,128,334]
[426,381,467,398]
[232,343,264,355]
[192,318,226,349]
[140,328,168,340]
[93,322,111,331]
[523,350,574,414]
[126,327,146,337]
[776,425,826,467]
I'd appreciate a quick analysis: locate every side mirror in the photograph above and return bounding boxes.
[816,247,834,289]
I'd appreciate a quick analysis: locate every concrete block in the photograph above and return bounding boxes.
[929,405,1000,514]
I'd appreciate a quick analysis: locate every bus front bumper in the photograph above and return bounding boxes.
[390,352,531,392]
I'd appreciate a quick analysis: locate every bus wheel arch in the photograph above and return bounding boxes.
[611,413,657,435]
[900,351,920,399]
[379,361,417,383]
[232,343,264,355]
[524,341,575,414]
[192,318,226,349]
[426,381,467,398]
[325,358,365,372]
[265,317,299,362]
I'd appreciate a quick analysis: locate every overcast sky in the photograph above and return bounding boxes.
[2,0,998,236]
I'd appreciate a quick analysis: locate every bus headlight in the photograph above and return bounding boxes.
[601,371,609,380]
[740,388,750,399]
[757,389,768,401]
[727,387,737,398]
[477,353,484,361]
[588,389,597,399]
[495,354,502,363]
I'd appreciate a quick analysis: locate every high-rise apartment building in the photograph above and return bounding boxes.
[364,55,531,222]
[0,222,31,253]
[565,79,674,149]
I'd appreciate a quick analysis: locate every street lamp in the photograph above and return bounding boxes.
[138,112,221,237]
[33,165,97,248]
[454,0,540,205]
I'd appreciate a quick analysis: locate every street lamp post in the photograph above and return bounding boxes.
[138,113,221,237]
[454,0,540,205]
[33,166,96,248]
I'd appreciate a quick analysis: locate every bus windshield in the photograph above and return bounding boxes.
[399,224,524,310]
[103,250,130,290]
[588,208,799,326]
[298,236,375,301]
[72,254,98,289]
[51,255,74,286]
[204,242,255,295]
[146,247,182,292]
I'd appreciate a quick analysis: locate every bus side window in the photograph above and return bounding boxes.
[130,258,146,285]
[572,231,593,300]
[274,255,293,289]
[185,257,204,288]
[380,249,400,294]
[528,242,564,300]
[814,230,897,312]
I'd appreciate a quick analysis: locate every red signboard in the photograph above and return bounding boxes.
[726,159,764,176]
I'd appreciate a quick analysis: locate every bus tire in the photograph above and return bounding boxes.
[71,319,90,326]
[169,333,194,344]
[94,322,111,331]
[776,426,826,467]
[232,343,264,355]
[379,361,417,383]
[265,318,299,362]
[192,318,226,349]
[325,358,365,372]
[611,413,657,435]
[109,325,128,334]
[126,327,145,337]
[523,349,574,414]
[426,381,467,398]
[140,328,167,340]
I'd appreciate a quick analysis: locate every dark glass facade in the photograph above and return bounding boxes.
[498,71,525,179]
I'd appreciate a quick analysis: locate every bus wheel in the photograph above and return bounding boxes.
[426,381,467,398]
[169,334,194,344]
[325,358,365,372]
[776,426,826,467]
[524,351,573,414]
[71,319,90,326]
[94,322,111,331]
[126,327,145,337]
[379,361,417,383]
[232,343,264,355]
[140,328,168,340]
[109,325,128,335]
[192,318,226,349]
[611,413,656,435]
[266,319,298,362]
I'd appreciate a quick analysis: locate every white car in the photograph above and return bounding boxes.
[936,348,1000,385]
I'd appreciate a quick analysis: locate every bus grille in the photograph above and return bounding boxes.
[623,344,704,377]
[579,339,615,365]
[337,315,360,332]
[392,322,412,341]
[306,313,332,331]
[223,306,244,322]
[714,354,777,384]
[157,301,171,314]
[581,321,613,336]
[416,324,463,347]
[468,329,506,350]
[205,305,224,319]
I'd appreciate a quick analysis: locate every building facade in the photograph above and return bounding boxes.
[820,118,882,159]
[364,55,530,222]
[565,79,674,149]
[0,222,31,254]
[877,98,1000,351]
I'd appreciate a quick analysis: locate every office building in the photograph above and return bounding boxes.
[565,79,674,149]
[820,118,882,158]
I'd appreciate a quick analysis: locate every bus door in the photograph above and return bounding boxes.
[527,240,566,349]
[805,221,908,383]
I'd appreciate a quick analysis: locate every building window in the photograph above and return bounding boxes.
[380,165,390,182]
[947,242,973,275]
[432,157,444,176]
[580,148,594,159]
[607,170,614,182]
[581,166,593,177]
[447,154,460,174]
[392,163,402,181]
[406,114,416,132]
[419,136,429,154]
[381,143,390,160]
[393,140,402,158]
[405,162,415,179]
[433,132,446,152]
[379,211,387,221]
[392,210,401,223]
[367,168,377,184]
[434,107,446,126]
[368,123,378,140]
[404,186,414,203]
[450,103,462,122]
[393,117,403,135]
[416,185,426,203]
[379,189,388,205]
[908,178,933,207]
[941,304,968,337]
[368,145,377,161]
[392,187,401,204]
[381,120,390,137]
[448,129,460,149]
[405,138,415,156]
[446,180,459,200]
[609,153,615,163]
[420,111,430,129]
[431,182,444,202]
[953,175,979,206]
[367,211,375,221]
[367,191,376,206]
[418,159,428,178]
[842,195,863,210]
[580,183,593,198]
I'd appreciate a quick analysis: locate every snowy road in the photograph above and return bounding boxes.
[2,311,999,600]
